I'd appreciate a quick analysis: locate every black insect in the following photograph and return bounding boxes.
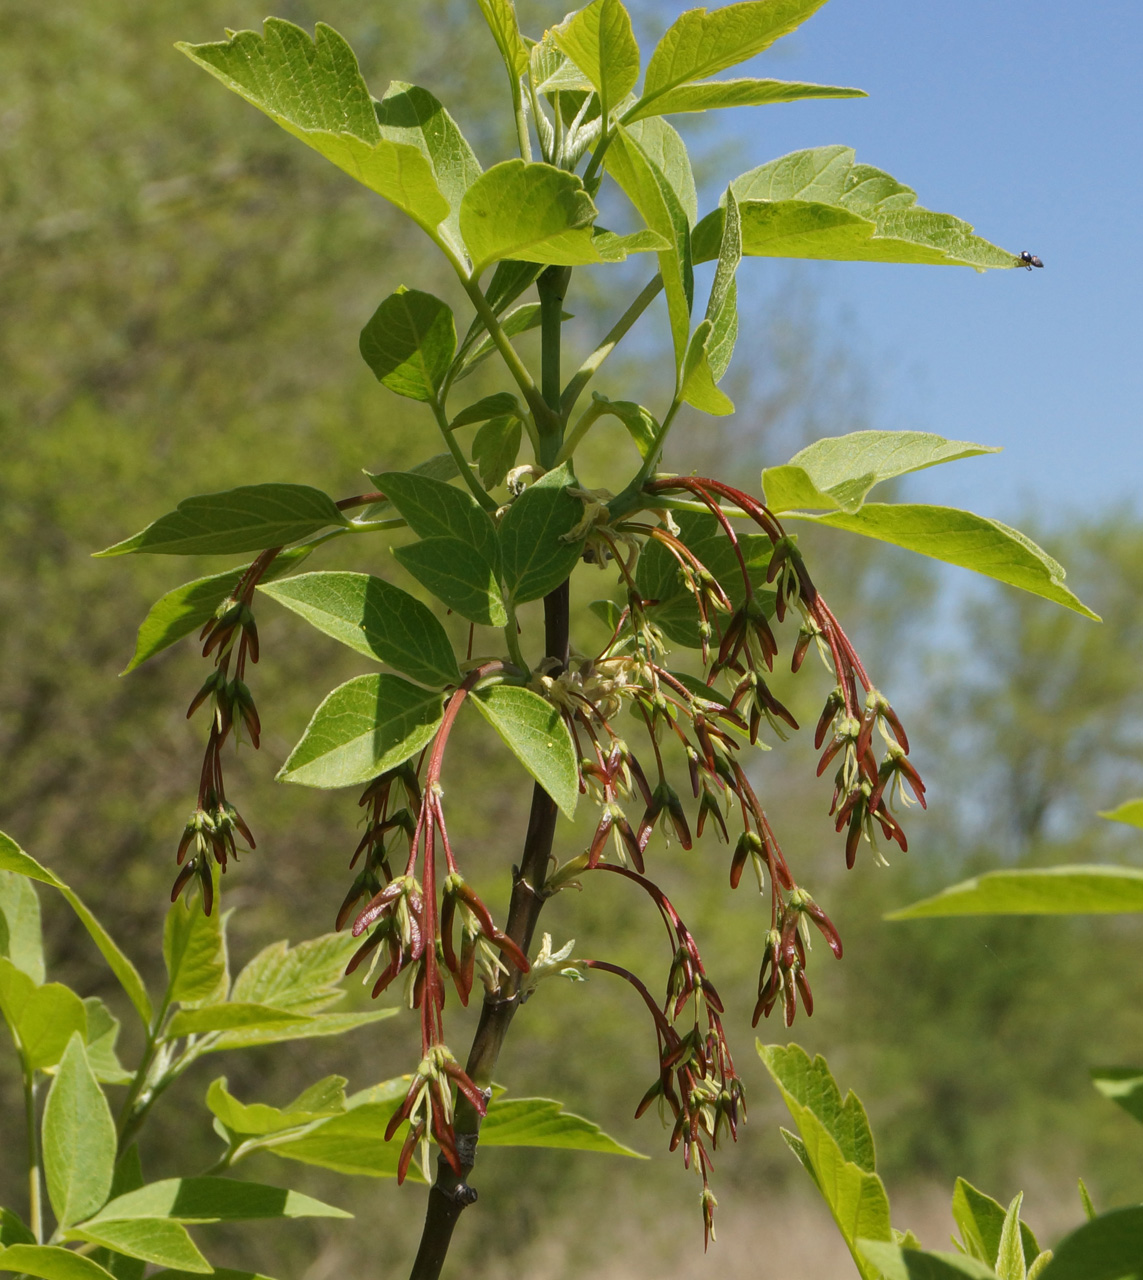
[1018,250,1044,270]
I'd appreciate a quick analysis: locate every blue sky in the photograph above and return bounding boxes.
[651,0,1142,524]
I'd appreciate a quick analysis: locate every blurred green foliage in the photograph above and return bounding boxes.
[2,2,1142,1276]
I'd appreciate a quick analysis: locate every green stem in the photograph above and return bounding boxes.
[23,1061,42,1243]
[560,274,663,421]
[430,398,497,512]
[555,398,607,466]
[458,276,553,434]
[503,605,527,672]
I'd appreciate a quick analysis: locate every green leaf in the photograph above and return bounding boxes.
[704,184,741,380]
[788,504,1099,619]
[359,453,460,521]
[1078,1179,1097,1222]
[0,835,151,1025]
[1099,798,1143,829]
[859,1241,1002,1280]
[163,898,228,1008]
[759,1043,876,1170]
[459,161,599,276]
[278,674,445,789]
[205,1010,398,1054]
[0,869,45,984]
[43,1035,116,1229]
[261,1098,414,1180]
[472,417,523,489]
[763,430,1002,515]
[359,287,456,402]
[164,1004,311,1039]
[635,511,772,648]
[680,318,735,416]
[498,463,586,605]
[177,23,454,250]
[454,261,545,371]
[0,1244,117,1280]
[455,301,555,379]
[66,1223,209,1275]
[997,1194,1028,1280]
[0,959,88,1072]
[228,932,358,1015]
[478,1097,643,1156]
[259,572,460,687]
[692,146,1018,270]
[1035,1207,1143,1280]
[95,485,347,558]
[639,0,828,111]
[759,1043,890,1280]
[585,395,659,459]
[373,472,500,566]
[374,81,482,259]
[88,1178,348,1224]
[149,1272,273,1280]
[83,999,132,1086]
[450,393,523,429]
[475,0,530,78]
[606,120,695,365]
[887,866,1143,919]
[0,1210,36,1247]
[952,1180,1040,1272]
[627,76,864,119]
[393,538,508,627]
[122,548,312,674]
[471,685,579,820]
[552,0,641,110]
[206,1076,348,1137]
[1090,1067,1143,1126]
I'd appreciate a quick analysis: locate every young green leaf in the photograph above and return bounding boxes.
[760,1043,890,1280]
[704,185,741,380]
[86,1177,349,1223]
[177,23,453,249]
[680,318,735,415]
[228,933,359,1014]
[953,1180,1040,1270]
[605,120,695,364]
[278,674,445,789]
[639,0,829,112]
[122,547,312,674]
[206,1075,348,1137]
[584,395,659,459]
[0,960,88,1072]
[0,1209,36,1247]
[1090,1067,1143,1126]
[65,1222,209,1275]
[95,485,348,558]
[1027,1206,1143,1280]
[997,1194,1028,1280]
[0,1244,118,1280]
[472,417,523,489]
[264,1098,415,1180]
[449,393,523,430]
[359,288,456,403]
[470,685,579,820]
[0,833,152,1026]
[459,161,598,276]
[1099,797,1143,828]
[498,463,586,604]
[163,897,228,1009]
[692,146,1018,269]
[478,1097,643,1156]
[886,866,1143,919]
[626,76,864,119]
[163,1004,310,1040]
[83,999,132,1086]
[43,1035,117,1229]
[259,572,460,687]
[359,453,460,521]
[373,472,500,565]
[203,1009,398,1054]
[763,430,1001,515]
[375,82,482,258]
[788,504,1099,619]
[475,0,530,79]
[0,869,45,984]
[552,0,641,112]
[858,1241,1002,1280]
[393,538,508,627]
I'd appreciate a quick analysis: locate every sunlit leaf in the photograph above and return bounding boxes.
[552,0,641,110]
[470,685,579,819]
[887,866,1143,918]
[1090,1067,1143,1126]
[359,288,456,402]
[43,1036,116,1229]
[627,76,863,119]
